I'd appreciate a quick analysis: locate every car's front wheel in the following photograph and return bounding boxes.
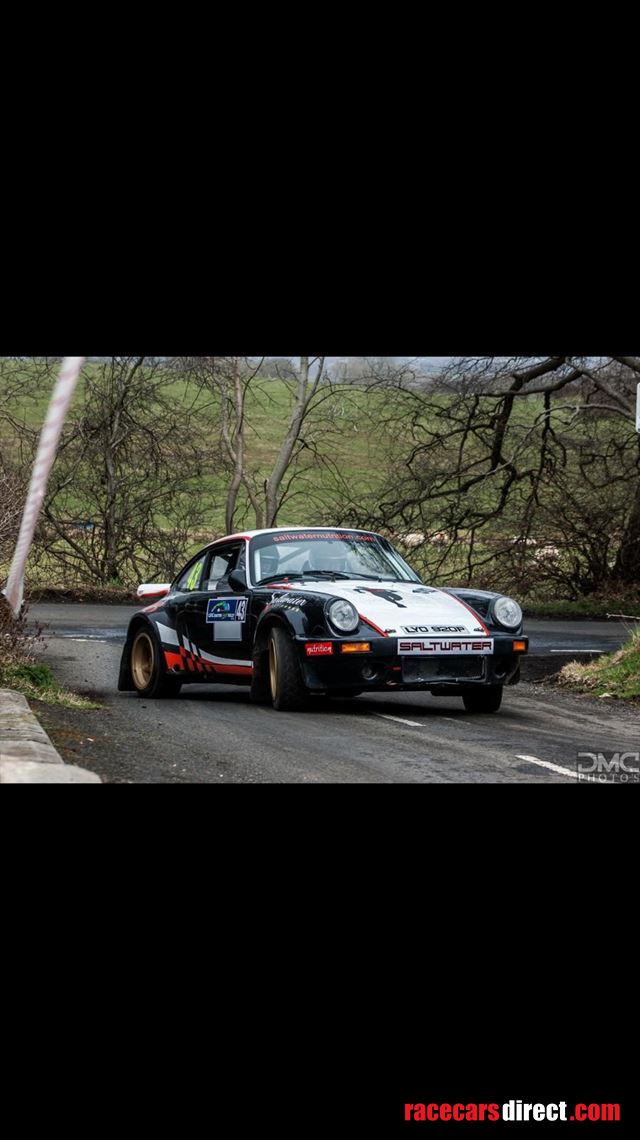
[462,684,503,713]
[131,627,182,698]
[250,645,270,704]
[268,626,308,711]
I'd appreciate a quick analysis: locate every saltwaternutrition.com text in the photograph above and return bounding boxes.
[405,1102,621,1122]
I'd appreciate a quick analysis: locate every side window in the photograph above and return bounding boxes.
[176,554,206,592]
[205,544,242,592]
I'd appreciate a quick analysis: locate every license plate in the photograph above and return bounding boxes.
[402,657,484,682]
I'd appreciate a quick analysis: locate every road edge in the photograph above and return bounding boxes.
[0,688,102,783]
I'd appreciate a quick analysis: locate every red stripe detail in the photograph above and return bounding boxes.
[447,594,490,635]
[143,600,166,613]
[358,613,389,637]
[164,651,184,671]
[214,663,253,675]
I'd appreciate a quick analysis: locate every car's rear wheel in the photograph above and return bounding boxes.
[268,626,308,711]
[131,628,182,698]
[462,684,503,713]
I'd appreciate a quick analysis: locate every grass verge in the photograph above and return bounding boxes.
[557,630,640,702]
[523,598,640,620]
[28,585,138,604]
[0,662,102,710]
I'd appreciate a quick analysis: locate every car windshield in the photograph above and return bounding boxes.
[250,530,421,585]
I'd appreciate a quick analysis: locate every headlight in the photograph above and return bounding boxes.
[492,596,523,629]
[327,598,359,633]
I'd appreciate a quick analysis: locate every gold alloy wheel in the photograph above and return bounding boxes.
[131,630,155,690]
[269,636,278,700]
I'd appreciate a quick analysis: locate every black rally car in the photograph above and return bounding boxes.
[118,526,528,712]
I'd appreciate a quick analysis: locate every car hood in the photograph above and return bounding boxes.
[270,580,489,634]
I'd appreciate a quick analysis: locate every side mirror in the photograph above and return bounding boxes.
[228,568,247,592]
[137,583,171,600]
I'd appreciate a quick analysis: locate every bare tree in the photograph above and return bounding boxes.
[0,456,39,658]
[32,357,214,585]
[346,356,640,597]
[188,355,333,531]
[6,354,637,602]
[0,458,26,565]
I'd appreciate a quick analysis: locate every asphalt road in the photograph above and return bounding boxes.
[27,604,639,784]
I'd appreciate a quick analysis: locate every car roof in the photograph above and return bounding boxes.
[203,526,382,549]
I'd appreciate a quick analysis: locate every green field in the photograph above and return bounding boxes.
[2,361,386,530]
[1,362,391,586]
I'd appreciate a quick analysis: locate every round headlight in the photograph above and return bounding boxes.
[493,596,523,629]
[327,598,359,633]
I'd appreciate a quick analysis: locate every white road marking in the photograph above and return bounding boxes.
[64,637,108,643]
[515,754,580,779]
[549,648,604,653]
[375,713,425,727]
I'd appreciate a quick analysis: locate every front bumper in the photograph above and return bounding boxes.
[298,634,528,693]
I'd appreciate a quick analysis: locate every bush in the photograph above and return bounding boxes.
[0,596,43,669]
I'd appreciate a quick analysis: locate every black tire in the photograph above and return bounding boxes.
[250,644,271,704]
[268,625,308,711]
[130,627,182,699]
[462,684,503,714]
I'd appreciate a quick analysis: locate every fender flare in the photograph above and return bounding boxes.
[254,608,300,654]
[118,614,163,691]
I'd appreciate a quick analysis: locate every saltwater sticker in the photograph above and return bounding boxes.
[398,638,494,655]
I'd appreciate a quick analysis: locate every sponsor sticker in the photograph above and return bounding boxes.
[272,532,376,542]
[305,642,334,656]
[186,558,205,591]
[272,593,308,608]
[354,587,407,607]
[206,597,248,623]
[398,638,494,655]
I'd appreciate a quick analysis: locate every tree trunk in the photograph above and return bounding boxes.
[263,356,324,526]
[224,360,244,534]
[614,448,640,583]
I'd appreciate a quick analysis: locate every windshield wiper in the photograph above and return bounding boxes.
[300,569,352,579]
[257,569,352,585]
[346,574,404,581]
[257,572,308,585]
